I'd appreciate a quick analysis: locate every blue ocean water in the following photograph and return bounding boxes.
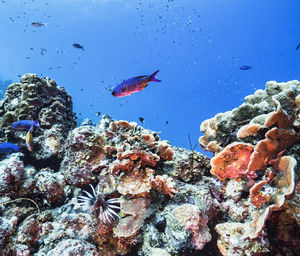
[0,0,299,151]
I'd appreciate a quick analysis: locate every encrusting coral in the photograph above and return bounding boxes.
[210,142,254,181]
[201,80,300,255]
[0,74,217,255]
[1,75,300,255]
[0,74,76,161]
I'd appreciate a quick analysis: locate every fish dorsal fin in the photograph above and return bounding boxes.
[122,80,126,92]
[135,75,147,79]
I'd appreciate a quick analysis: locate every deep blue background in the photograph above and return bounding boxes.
[0,0,299,151]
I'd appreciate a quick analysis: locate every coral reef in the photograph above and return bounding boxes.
[201,80,300,255]
[1,76,300,256]
[0,73,76,162]
[0,75,216,256]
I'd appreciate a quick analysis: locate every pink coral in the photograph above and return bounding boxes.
[158,142,174,161]
[210,142,254,181]
[117,168,154,197]
[245,155,297,239]
[172,204,211,250]
[264,98,291,128]
[117,150,159,167]
[151,174,177,198]
[237,123,261,138]
[247,128,298,177]
[114,198,148,254]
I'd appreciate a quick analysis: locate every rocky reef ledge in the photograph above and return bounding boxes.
[0,74,299,256]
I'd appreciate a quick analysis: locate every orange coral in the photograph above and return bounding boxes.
[247,128,297,177]
[158,142,174,161]
[295,95,300,109]
[117,168,154,197]
[244,156,297,239]
[142,134,156,147]
[117,150,159,167]
[237,123,261,138]
[264,98,291,128]
[111,159,135,174]
[210,142,254,181]
[199,118,218,152]
[206,141,223,154]
[275,156,296,207]
[109,120,136,132]
[249,180,270,208]
[151,174,177,198]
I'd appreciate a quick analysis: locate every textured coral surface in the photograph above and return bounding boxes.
[1,76,300,256]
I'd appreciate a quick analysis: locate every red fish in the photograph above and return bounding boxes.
[112,70,161,97]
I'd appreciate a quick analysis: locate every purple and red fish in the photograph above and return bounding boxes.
[11,120,40,131]
[112,70,161,97]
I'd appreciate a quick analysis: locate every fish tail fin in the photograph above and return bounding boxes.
[82,46,84,51]
[149,70,161,82]
[34,120,40,128]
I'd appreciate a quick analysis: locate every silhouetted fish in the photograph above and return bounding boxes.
[112,70,161,97]
[139,117,145,124]
[73,43,84,51]
[31,21,47,27]
[296,43,300,50]
[240,66,253,70]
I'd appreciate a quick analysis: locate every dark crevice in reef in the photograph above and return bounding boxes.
[23,153,61,171]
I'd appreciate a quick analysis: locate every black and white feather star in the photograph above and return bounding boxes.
[77,184,120,224]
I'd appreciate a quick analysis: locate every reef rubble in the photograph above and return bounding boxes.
[0,75,299,256]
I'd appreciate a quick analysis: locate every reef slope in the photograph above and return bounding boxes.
[0,75,299,256]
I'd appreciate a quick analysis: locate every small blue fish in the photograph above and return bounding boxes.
[0,142,20,154]
[240,66,253,70]
[112,70,161,97]
[73,43,84,51]
[12,120,40,131]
